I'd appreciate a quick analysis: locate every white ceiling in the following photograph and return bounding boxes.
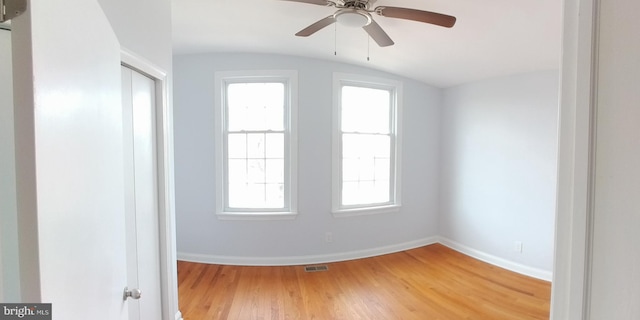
[172,0,562,88]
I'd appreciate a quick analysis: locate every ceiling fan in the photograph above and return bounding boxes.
[281,0,456,47]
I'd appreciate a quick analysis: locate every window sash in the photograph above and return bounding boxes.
[214,70,298,218]
[225,131,286,210]
[223,81,288,212]
[333,75,401,215]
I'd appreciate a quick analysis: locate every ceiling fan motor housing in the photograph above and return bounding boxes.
[341,0,369,10]
[335,9,372,27]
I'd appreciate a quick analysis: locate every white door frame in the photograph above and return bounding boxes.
[121,49,181,320]
[551,0,598,318]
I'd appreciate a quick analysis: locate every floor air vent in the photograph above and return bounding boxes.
[304,265,329,272]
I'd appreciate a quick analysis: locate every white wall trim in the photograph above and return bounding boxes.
[178,237,553,281]
[550,0,598,318]
[121,49,166,80]
[174,311,183,320]
[178,237,438,266]
[438,237,553,281]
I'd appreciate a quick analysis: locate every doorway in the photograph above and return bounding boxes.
[122,65,163,319]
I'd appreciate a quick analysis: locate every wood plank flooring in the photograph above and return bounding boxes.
[178,243,551,319]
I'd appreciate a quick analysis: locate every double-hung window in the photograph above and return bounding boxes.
[332,73,402,216]
[214,70,298,219]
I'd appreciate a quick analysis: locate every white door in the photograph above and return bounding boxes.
[122,66,163,320]
[11,1,129,318]
[0,26,14,303]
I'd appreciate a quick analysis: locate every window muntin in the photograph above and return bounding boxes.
[333,74,402,215]
[215,71,297,219]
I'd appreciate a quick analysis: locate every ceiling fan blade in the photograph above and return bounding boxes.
[295,15,337,37]
[362,19,394,47]
[279,0,331,6]
[376,6,456,28]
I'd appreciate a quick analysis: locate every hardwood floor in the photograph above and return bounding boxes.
[178,244,551,319]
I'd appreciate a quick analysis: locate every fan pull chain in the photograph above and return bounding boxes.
[334,23,337,56]
[367,35,370,61]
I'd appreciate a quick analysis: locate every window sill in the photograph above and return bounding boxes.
[216,211,298,221]
[332,204,400,218]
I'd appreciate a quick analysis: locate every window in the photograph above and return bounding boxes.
[332,73,402,216]
[214,70,297,219]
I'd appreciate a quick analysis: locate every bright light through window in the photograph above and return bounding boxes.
[333,74,402,215]
[226,83,285,209]
[215,71,298,219]
[341,85,392,206]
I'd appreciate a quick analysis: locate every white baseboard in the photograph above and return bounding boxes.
[178,236,439,266]
[177,236,552,281]
[174,311,183,320]
[437,237,553,281]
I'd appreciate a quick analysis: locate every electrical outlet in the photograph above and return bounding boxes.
[325,232,333,243]
[514,241,523,253]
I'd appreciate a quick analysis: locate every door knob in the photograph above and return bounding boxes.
[123,286,142,300]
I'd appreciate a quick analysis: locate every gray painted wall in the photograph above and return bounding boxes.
[440,71,559,276]
[173,52,561,278]
[174,53,442,262]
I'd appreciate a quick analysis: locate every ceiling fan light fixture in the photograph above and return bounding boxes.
[335,10,371,28]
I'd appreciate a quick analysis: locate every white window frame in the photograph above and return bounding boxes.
[332,73,403,217]
[214,70,298,220]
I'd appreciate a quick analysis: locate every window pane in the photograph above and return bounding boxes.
[343,134,389,159]
[227,133,246,158]
[370,135,390,158]
[342,181,359,206]
[265,133,284,158]
[245,184,266,208]
[342,134,365,158]
[226,102,248,131]
[374,158,390,181]
[227,82,284,131]
[265,103,284,131]
[247,133,265,158]
[228,183,247,208]
[342,86,390,134]
[266,159,284,183]
[265,183,284,208]
[247,159,265,184]
[342,181,387,206]
[342,158,360,181]
[228,159,247,184]
[360,181,376,204]
[374,180,390,203]
[358,157,375,181]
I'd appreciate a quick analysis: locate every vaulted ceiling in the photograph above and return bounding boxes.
[171,0,562,87]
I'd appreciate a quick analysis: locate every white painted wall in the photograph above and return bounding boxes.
[549,0,596,316]
[11,1,128,316]
[551,0,640,317]
[0,27,20,302]
[97,0,172,70]
[588,0,640,317]
[440,71,559,278]
[96,1,180,318]
[7,0,178,318]
[174,53,441,263]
